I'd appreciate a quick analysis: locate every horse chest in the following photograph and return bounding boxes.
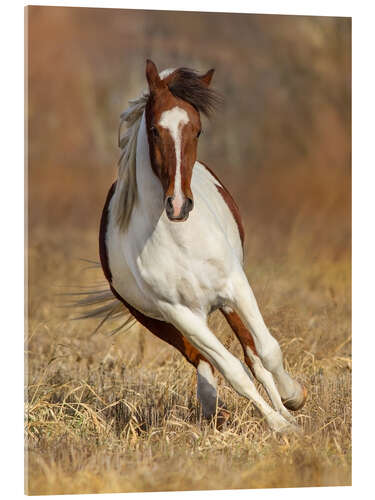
[108,212,235,316]
[138,234,230,303]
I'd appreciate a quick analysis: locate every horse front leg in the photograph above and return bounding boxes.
[159,303,298,433]
[221,307,294,421]
[231,272,307,411]
[115,298,227,424]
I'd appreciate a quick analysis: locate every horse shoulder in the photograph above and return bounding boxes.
[196,161,245,248]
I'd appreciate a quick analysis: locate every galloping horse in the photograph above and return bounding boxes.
[90,60,306,433]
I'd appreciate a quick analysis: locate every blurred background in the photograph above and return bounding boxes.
[26,7,351,494]
[28,6,350,255]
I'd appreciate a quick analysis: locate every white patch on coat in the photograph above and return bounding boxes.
[159,106,189,216]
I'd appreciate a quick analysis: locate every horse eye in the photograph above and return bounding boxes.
[151,126,159,137]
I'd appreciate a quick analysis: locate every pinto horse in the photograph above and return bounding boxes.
[89,60,306,433]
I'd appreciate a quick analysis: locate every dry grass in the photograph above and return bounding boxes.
[26,6,351,495]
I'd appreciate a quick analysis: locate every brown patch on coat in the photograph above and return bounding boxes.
[99,181,116,283]
[221,308,257,375]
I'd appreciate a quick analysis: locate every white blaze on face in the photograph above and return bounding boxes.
[159,106,189,216]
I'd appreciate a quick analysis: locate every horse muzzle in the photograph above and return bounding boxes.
[165,195,194,222]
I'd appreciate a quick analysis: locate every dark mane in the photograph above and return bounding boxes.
[166,67,221,116]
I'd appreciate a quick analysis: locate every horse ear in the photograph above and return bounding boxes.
[199,69,215,87]
[146,59,164,92]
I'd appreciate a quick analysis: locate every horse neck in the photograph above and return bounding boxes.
[135,112,164,220]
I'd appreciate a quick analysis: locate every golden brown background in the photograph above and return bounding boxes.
[27,6,351,495]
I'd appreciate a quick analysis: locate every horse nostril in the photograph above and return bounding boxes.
[166,196,173,211]
[186,197,194,212]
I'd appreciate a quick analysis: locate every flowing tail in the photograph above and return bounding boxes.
[64,260,137,337]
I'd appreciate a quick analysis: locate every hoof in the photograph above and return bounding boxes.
[276,422,301,435]
[267,413,301,435]
[282,384,307,411]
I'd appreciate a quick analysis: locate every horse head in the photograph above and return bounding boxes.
[145,59,215,222]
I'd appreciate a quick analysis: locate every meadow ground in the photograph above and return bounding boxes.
[26,7,351,495]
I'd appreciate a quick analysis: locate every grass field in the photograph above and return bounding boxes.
[26,7,351,495]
